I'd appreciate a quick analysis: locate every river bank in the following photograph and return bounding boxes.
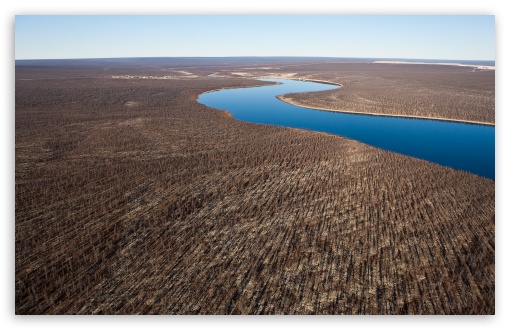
[200,78,494,179]
[276,94,495,127]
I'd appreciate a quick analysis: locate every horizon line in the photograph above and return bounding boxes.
[14,55,495,62]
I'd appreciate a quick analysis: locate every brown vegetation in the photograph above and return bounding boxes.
[15,60,494,314]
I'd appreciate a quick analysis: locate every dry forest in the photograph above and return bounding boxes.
[15,58,495,314]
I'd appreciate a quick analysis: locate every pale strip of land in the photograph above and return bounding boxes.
[373,60,495,70]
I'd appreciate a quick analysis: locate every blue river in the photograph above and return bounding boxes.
[198,78,495,180]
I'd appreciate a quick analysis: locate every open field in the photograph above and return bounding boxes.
[15,59,494,314]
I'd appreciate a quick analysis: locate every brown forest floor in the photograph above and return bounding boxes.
[15,62,494,314]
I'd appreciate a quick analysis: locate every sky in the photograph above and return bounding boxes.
[15,15,495,61]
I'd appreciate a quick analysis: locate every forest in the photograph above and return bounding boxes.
[15,58,494,314]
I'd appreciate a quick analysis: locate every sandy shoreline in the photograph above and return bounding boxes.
[276,95,495,126]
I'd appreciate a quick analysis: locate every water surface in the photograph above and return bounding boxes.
[198,78,495,180]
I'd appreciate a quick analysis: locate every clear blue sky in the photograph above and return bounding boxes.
[15,15,495,61]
